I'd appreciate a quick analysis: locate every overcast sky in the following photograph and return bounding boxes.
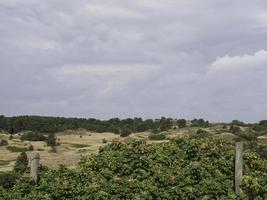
[1,0,267,122]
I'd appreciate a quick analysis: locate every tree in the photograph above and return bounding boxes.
[120,128,131,137]
[177,119,187,128]
[47,133,56,146]
[14,152,28,173]
[231,120,245,126]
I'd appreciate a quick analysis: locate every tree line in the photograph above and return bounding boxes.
[0,115,183,136]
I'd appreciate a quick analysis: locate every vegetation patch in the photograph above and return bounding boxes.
[70,143,91,148]
[6,146,28,152]
[0,139,8,146]
[0,160,10,166]
[0,137,266,199]
[20,132,46,141]
[148,132,167,140]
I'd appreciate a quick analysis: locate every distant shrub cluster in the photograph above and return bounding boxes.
[148,132,167,140]
[0,115,176,135]
[196,129,212,137]
[0,115,205,138]
[252,120,267,132]
[6,146,28,153]
[190,118,209,127]
[20,132,46,141]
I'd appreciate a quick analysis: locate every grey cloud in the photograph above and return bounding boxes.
[1,0,267,122]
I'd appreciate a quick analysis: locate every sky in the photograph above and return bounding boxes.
[1,0,267,122]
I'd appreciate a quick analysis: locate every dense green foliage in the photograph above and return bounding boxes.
[196,129,212,137]
[6,146,29,152]
[0,115,175,135]
[177,119,187,128]
[190,119,209,127]
[0,172,19,189]
[13,152,29,174]
[0,137,266,199]
[20,132,46,141]
[47,133,57,147]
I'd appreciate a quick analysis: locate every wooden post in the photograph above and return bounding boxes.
[235,142,243,194]
[30,152,40,185]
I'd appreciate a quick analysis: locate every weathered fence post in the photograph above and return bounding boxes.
[30,152,40,185]
[235,142,243,194]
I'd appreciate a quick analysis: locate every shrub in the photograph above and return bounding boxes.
[20,132,46,141]
[152,128,160,134]
[0,160,9,166]
[28,145,34,151]
[0,172,19,189]
[196,129,212,137]
[1,138,267,199]
[191,118,209,127]
[14,152,28,173]
[229,125,241,134]
[6,146,28,152]
[235,132,258,141]
[47,133,56,147]
[120,128,131,137]
[0,139,8,146]
[231,120,246,126]
[102,139,107,143]
[148,132,166,140]
[177,119,187,128]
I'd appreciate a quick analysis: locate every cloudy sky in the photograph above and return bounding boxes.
[1,0,267,122]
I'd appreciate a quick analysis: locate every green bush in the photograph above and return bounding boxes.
[28,145,34,151]
[1,138,267,199]
[0,160,9,166]
[177,119,187,128]
[0,172,19,189]
[120,128,131,137]
[6,146,28,152]
[102,139,107,143]
[191,119,209,127]
[148,132,167,140]
[229,125,242,134]
[196,129,212,137]
[20,132,46,141]
[14,152,28,174]
[47,133,56,146]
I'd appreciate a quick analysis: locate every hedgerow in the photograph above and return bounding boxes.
[1,137,266,199]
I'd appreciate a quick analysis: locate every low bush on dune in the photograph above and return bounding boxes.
[20,132,46,141]
[0,137,266,199]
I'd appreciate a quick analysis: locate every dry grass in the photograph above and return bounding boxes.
[0,131,120,172]
[0,126,242,172]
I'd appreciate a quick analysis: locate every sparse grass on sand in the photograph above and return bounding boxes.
[0,126,237,172]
